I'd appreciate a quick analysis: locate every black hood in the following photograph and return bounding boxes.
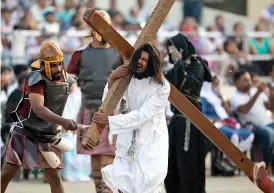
[166,33,196,61]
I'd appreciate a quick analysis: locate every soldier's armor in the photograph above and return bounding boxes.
[78,47,122,108]
[10,71,75,143]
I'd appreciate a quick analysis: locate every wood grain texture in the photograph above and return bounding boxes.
[81,1,260,181]
[81,0,176,149]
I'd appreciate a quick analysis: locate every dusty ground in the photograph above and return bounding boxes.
[6,175,274,193]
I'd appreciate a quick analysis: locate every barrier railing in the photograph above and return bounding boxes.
[1,30,273,68]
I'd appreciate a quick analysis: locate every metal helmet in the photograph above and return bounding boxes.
[31,41,67,80]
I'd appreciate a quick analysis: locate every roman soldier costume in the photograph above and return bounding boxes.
[3,41,75,170]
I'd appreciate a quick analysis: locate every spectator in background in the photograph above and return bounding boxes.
[13,9,36,30]
[2,0,19,10]
[7,65,31,97]
[71,4,87,24]
[228,22,245,51]
[201,25,224,55]
[1,66,12,122]
[230,71,274,173]
[223,39,251,66]
[1,8,15,36]
[201,75,255,175]
[201,75,254,154]
[127,7,140,25]
[251,72,272,112]
[11,10,37,65]
[1,37,12,66]
[58,0,77,31]
[214,15,226,33]
[1,66,19,171]
[51,0,63,17]
[61,81,91,182]
[2,74,27,145]
[180,17,205,54]
[30,0,48,24]
[71,4,88,28]
[183,0,204,24]
[86,0,96,9]
[249,24,274,55]
[110,10,125,31]
[18,0,35,9]
[60,20,85,67]
[251,72,261,88]
[269,65,274,87]
[38,8,60,35]
[25,33,49,64]
[260,0,274,30]
[136,0,149,23]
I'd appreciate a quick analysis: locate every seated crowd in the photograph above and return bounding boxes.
[200,68,274,176]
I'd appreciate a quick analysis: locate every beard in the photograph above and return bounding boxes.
[133,69,149,79]
[52,73,62,80]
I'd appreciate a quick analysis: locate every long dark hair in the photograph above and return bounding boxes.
[129,43,163,85]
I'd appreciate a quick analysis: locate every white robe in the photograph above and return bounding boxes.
[101,77,170,193]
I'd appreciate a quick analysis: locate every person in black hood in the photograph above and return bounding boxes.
[164,33,212,193]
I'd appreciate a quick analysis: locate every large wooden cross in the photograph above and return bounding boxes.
[81,1,272,192]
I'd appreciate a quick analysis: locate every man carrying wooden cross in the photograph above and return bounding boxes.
[93,43,170,193]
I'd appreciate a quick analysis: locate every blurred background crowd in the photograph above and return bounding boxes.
[1,0,274,184]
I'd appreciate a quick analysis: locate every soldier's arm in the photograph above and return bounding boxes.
[29,93,71,129]
[66,51,82,75]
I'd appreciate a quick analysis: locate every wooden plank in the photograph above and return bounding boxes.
[169,84,254,176]
[81,0,176,149]
[80,6,274,192]
[81,8,255,178]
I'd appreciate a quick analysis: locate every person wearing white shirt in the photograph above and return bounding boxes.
[93,44,170,193]
[230,71,274,172]
[261,2,274,24]
[30,0,48,24]
[38,10,60,35]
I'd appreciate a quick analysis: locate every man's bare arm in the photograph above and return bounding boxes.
[108,66,129,89]
[265,89,274,112]
[237,83,267,114]
[237,91,261,114]
[29,93,70,128]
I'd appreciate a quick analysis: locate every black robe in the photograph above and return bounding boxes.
[164,33,212,193]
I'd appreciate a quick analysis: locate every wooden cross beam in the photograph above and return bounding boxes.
[81,0,176,149]
[81,2,272,192]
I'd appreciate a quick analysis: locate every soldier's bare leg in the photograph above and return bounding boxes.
[1,162,19,193]
[44,168,64,193]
